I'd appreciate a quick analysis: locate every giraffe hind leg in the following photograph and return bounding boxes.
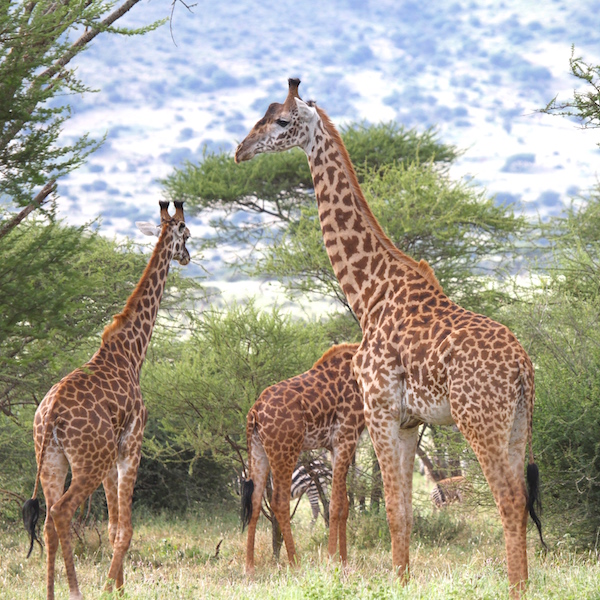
[270,469,298,568]
[459,418,529,599]
[39,448,69,600]
[49,472,103,600]
[245,436,270,576]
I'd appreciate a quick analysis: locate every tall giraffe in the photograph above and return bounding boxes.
[235,79,544,598]
[22,201,191,600]
[241,343,365,575]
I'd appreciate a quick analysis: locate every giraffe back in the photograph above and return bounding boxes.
[250,343,364,452]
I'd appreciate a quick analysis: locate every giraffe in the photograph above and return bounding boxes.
[241,343,365,575]
[235,79,544,598]
[22,201,191,600]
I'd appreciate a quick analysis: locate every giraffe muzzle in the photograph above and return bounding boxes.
[179,248,191,266]
[235,140,255,163]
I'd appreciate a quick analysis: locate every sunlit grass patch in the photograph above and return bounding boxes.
[1,500,599,599]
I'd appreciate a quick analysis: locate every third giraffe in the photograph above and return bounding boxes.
[241,343,364,575]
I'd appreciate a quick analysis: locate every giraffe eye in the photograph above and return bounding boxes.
[275,118,289,128]
[177,222,186,233]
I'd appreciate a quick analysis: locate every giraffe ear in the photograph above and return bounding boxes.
[295,97,317,121]
[136,221,161,237]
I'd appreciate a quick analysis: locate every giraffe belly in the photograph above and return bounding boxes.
[404,385,455,426]
[302,423,334,451]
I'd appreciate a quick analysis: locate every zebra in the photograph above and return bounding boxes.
[430,475,465,509]
[290,458,331,524]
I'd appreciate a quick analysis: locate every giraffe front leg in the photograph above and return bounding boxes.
[328,446,353,564]
[365,406,419,582]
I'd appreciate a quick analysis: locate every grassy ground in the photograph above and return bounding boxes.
[1,486,599,599]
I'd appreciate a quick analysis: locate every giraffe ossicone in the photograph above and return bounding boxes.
[22,201,191,600]
[236,79,544,599]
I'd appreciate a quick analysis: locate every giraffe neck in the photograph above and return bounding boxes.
[303,107,441,322]
[101,224,174,377]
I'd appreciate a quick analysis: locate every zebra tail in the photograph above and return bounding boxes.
[241,479,254,531]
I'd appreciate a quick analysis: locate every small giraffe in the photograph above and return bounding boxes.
[235,79,544,598]
[241,343,365,575]
[22,201,191,600]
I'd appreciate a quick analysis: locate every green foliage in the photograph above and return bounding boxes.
[0,214,201,503]
[517,289,600,544]
[340,121,458,171]
[507,192,600,545]
[541,47,600,143]
[164,121,527,319]
[0,0,163,209]
[412,509,470,547]
[142,302,328,480]
[256,161,530,315]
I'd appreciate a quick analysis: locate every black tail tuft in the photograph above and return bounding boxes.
[241,479,254,532]
[22,498,42,558]
[526,463,547,550]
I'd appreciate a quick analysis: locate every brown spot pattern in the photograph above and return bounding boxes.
[236,81,538,599]
[28,203,190,600]
[244,344,365,574]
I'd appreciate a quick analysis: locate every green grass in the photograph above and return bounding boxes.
[2,492,599,599]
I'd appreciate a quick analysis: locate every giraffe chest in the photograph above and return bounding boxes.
[356,320,456,427]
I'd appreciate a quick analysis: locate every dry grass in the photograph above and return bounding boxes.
[1,489,599,599]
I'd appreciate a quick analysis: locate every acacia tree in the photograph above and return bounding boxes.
[257,161,529,320]
[541,48,600,144]
[0,0,164,238]
[0,1,199,510]
[164,123,531,321]
[162,123,458,248]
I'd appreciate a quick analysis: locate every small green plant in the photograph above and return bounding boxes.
[412,508,470,546]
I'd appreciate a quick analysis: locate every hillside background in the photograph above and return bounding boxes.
[51,0,599,274]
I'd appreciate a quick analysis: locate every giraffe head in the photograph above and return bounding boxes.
[235,78,319,163]
[136,201,191,265]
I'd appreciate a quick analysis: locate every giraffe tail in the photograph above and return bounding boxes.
[521,358,547,550]
[241,408,257,531]
[241,479,254,531]
[526,464,546,549]
[23,498,42,558]
[23,386,62,558]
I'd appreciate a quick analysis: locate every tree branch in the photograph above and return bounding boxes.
[0,179,56,241]
[38,0,146,82]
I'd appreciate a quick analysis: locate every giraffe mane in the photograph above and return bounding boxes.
[314,107,443,293]
[101,223,168,343]
[311,342,360,369]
